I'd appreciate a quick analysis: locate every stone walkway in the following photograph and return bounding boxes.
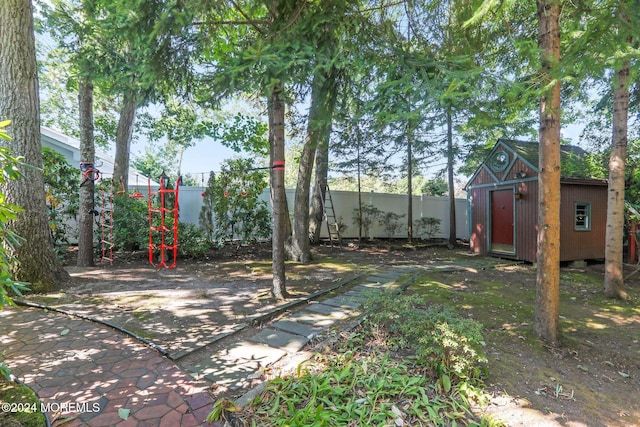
[0,265,421,426]
[0,308,216,426]
[183,266,419,393]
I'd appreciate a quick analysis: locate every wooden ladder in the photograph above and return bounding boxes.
[320,184,341,246]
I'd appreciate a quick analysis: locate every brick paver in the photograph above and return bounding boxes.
[0,307,216,426]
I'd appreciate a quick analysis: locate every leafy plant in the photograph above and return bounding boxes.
[0,120,30,308]
[414,216,441,240]
[378,211,405,239]
[352,204,382,239]
[177,223,212,258]
[208,158,270,246]
[209,292,496,426]
[363,292,487,382]
[42,147,80,245]
[94,186,149,253]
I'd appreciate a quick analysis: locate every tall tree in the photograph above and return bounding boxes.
[534,0,562,345]
[269,83,287,299]
[196,0,317,298]
[77,79,96,267]
[0,0,68,291]
[604,1,633,299]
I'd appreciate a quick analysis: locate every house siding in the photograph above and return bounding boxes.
[559,183,607,261]
[467,139,607,263]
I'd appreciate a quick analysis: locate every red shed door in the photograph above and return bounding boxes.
[490,189,514,254]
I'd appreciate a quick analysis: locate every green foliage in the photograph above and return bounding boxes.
[131,142,179,185]
[415,217,442,240]
[177,223,212,259]
[352,204,382,239]
[0,121,30,308]
[198,172,216,244]
[42,147,80,245]
[208,158,270,245]
[109,190,149,253]
[421,178,449,197]
[378,211,405,239]
[0,378,47,426]
[364,293,487,382]
[209,292,496,426]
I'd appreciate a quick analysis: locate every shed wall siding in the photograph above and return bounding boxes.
[515,180,538,263]
[559,184,607,261]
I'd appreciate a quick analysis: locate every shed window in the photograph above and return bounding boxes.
[575,202,591,231]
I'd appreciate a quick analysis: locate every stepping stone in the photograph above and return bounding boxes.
[271,320,323,339]
[321,297,362,310]
[341,290,369,300]
[197,341,286,390]
[250,328,308,353]
[288,311,339,327]
[368,273,402,281]
[305,303,351,318]
[355,281,388,289]
[350,284,386,294]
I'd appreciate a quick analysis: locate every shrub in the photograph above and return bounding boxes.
[352,204,382,239]
[207,158,270,245]
[94,184,149,252]
[42,147,79,245]
[178,223,213,258]
[378,211,405,239]
[0,121,29,308]
[414,216,441,240]
[363,292,487,382]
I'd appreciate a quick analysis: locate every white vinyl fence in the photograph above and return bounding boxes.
[167,186,469,240]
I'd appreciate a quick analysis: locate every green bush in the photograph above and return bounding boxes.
[363,292,487,382]
[207,158,271,245]
[414,216,441,240]
[42,146,79,245]
[352,204,382,239]
[100,188,149,253]
[378,211,405,239]
[178,223,213,258]
[0,121,29,308]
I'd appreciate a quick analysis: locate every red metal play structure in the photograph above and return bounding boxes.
[148,173,180,269]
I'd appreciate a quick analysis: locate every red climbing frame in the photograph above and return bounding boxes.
[100,181,114,265]
[148,177,180,268]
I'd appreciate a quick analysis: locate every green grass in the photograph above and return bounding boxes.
[0,379,46,427]
[209,292,502,426]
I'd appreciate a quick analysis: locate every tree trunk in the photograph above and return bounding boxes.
[407,128,413,243]
[309,156,328,244]
[77,79,96,267]
[447,108,456,246]
[113,91,137,189]
[292,71,337,260]
[604,62,630,299]
[534,0,562,346]
[308,73,338,245]
[269,84,287,300]
[0,0,68,291]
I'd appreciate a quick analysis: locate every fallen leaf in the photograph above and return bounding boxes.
[60,329,70,336]
[118,408,130,420]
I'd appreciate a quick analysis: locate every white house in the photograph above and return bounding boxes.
[40,126,155,186]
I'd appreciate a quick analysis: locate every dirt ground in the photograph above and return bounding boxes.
[26,241,640,426]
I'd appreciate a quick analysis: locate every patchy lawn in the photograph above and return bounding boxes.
[15,242,640,425]
[410,256,640,426]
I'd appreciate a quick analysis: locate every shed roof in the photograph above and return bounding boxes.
[465,139,606,190]
[499,139,589,175]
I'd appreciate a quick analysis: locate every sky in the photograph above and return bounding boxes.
[156,120,586,182]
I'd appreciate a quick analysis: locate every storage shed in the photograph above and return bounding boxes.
[465,139,608,263]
